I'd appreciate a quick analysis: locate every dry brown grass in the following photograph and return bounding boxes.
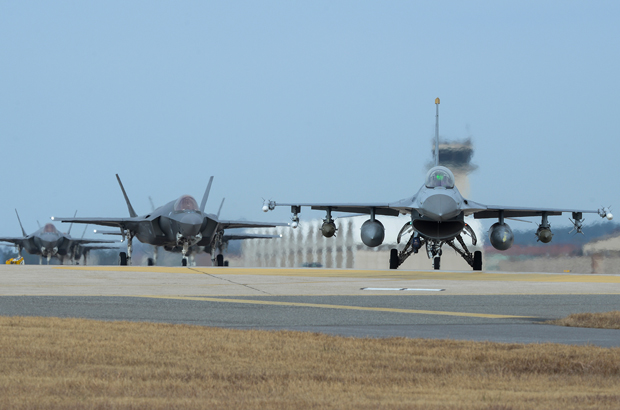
[1,316,620,409]
[546,311,620,329]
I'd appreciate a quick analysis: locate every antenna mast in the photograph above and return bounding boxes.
[435,97,440,167]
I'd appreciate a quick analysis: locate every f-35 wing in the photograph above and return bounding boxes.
[217,220,290,230]
[70,238,118,245]
[51,217,135,229]
[0,237,28,246]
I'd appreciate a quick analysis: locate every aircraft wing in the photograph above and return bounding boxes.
[70,238,119,245]
[470,205,604,219]
[93,230,124,236]
[264,202,401,217]
[51,217,136,229]
[217,220,290,230]
[76,244,120,251]
[0,237,27,246]
[264,200,609,220]
[223,234,282,241]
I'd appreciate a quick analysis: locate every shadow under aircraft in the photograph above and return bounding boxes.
[262,98,614,271]
[53,175,287,266]
[0,210,116,264]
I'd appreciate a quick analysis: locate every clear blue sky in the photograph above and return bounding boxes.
[1,1,618,236]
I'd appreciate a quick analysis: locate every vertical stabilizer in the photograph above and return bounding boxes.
[67,210,78,235]
[14,209,27,237]
[435,97,440,167]
[216,198,225,219]
[81,224,89,239]
[200,176,214,214]
[116,174,138,218]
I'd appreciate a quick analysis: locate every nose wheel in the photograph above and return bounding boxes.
[433,257,440,270]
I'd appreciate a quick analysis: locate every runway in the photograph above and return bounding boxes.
[1,265,619,346]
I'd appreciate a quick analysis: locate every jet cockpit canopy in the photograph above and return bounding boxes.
[174,195,200,212]
[43,223,59,233]
[425,166,455,189]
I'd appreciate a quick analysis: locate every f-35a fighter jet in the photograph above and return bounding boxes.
[53,175,287,266]
[0,210,116,264]
[262,99,613,271]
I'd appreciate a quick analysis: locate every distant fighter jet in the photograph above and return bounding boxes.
[53,175,287,266]
[262,98,614,270]
[70,225,121,265]
[71,244,120,266]
[0,210,116,264]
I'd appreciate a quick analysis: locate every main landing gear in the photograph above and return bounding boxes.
[390,224,483,271]
[118,231,134,266]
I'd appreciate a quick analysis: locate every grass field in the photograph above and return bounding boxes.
[546,311,620,330]
[1,316,620,409]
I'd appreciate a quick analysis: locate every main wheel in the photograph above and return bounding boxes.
[224,260,229,267]
[119,252,127,266]
[147,258,154,266]
[182,258,188,267]
[389,248,399,269]
[473,251,482,271]
[433,257,440,270]
[216,254,224,267]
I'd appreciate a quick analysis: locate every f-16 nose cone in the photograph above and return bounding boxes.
[177,213,203,237]
[421,194,459,221]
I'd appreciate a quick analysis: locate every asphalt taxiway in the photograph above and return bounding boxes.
[1,265,619,347]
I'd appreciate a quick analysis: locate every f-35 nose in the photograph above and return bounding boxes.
[177,213,204,237]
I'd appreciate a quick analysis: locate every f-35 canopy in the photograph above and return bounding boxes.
[174,195,200,212]
[42,223,59,233]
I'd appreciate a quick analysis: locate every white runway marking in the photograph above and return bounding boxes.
[361,287,445,291]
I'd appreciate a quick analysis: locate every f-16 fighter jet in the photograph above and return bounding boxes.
[262,98,613,271]
[53,175,287,266]
[0,210,116,264]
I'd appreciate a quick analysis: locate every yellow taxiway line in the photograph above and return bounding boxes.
[57,266,620,283]
[134,295,532,319]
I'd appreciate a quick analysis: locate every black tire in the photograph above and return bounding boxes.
[182,258,188,267]
[147,258,154,266]
[473,251,482,271]
[216,254,224,267]
[224,261,229,267]
[389,248,399,269]
[433,257,440,270]
[119,252,127,266]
